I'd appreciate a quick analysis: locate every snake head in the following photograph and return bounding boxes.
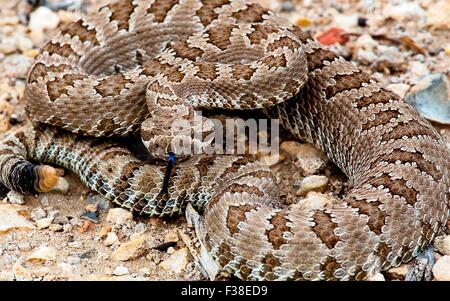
[140,112,215,162]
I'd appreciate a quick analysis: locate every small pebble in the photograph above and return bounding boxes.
[164,229,179,243]
[110,234,148,261]
[106,208,133,227]
[26,246,57,263]
[159,248,191,274]
[62,224,72,233]
[357,16,367,27]
[296,17,312,28]
[386,264,409,280]
[148,217,164,227]
[298,192,333,210]
[296,175,328,196]
[36,217,54,229]
[6,191,25,205]
[366,273,385,281]
[49,224,63,232]
[67,255,81,265]
[281,141,328,175]
[387,83,411,99]
[103,232,119,247]
[434,235,450,255]
[112,265,129,276]
[97,225,112,239]
[13,262,33,281]
[432,255,450,281]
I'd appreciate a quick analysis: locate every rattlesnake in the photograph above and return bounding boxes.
[0,0,449,280]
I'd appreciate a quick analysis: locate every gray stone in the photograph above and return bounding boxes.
[406,74,450,124]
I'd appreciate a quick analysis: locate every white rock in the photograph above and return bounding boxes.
[30,207,47,221]
[387,83,411,99]
[281,141,327,175]
[67,255,81,265]
[0,204,35,233]
[383,2,426,24]
[104,232,119,247]
[28,7,60,31]
[434,235,450,256]
[26,246,57,263]
[296,175,328,196]
[12,262,33,281]
[366,273,385,281]
[110,234,147,261]
[62,224,72,233]
[33,267,50,278]
[67,241,82,249]
[426,1,450,29]
[49,224,63,232]
[112,265,129,276]
[258,153,284,166]
[159,248,191,274]
[36,217,54,229]
[386,264,409,280]
[298,192,333,210]
[18,242,32,251]
[377,45,406,68]
[432,255,450,281]
[106,208,133,226]
[353,34,379,53]
[356,49,378,64]
[164,229,179,243]
[333,13,358,30]
[409,61,430,79]
[6,191,25,205]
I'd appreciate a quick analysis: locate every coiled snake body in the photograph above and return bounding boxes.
[0,0,448,280]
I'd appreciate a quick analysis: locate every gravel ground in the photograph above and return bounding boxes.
[0,0,449,281]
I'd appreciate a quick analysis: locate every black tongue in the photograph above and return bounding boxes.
[160,152,176,195]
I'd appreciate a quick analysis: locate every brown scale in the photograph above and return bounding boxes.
[265,211,289,249]
[248,24,278,45]
[261,54,287,69]
[46,73,84,102]
[346,198,386,235]
[231,64,256,81]
[105,0,137,31]
[267,36,301,52]
[194,62,218,81]
[170,41,204,61]
[231,3,269,23]
[147,0,180,23]
[94,74,129,97]
[42,42,80,59]
[60,20,99,46]
[206,25,238,51]
[312,210,339,249]
[226,204,258,235]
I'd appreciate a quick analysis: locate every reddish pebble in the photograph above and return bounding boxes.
[316,27,349,45]
[79,220,94,233]
[149,217,164,227]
